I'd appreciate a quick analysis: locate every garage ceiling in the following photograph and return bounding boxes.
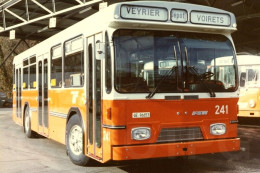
[0,0,260,53]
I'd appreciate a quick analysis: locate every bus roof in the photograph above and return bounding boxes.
[237,55,260,65]
[13,1,236,64]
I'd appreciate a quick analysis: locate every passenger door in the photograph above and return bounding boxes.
[15,67,22,124]
[86,33,103,160]
[38,55,49,136]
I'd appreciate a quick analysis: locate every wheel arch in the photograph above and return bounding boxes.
[66,107,86,132]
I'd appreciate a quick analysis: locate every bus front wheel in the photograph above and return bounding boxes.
[66,114,90,166]
[24,107,37,138]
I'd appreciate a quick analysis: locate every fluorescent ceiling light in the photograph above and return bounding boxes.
[231,0,243,7]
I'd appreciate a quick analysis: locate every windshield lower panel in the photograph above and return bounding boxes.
[113,29,237,93]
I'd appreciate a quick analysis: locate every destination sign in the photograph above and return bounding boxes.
[171,9,188,23]
[120,5,168,21]
[191,11,231,26]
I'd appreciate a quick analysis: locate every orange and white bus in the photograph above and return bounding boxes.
[13,1,240,166]
[237,54,260,117]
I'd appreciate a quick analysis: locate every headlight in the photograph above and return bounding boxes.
[210,123,226,135]
[248,99,256,108]
[131,127,151,140]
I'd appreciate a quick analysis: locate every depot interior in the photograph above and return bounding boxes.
[0,0,260,54]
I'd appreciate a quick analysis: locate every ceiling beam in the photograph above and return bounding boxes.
[0,0,103,33]
[237,13,260,22]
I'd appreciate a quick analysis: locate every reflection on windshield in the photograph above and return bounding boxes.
[113,29,237,93]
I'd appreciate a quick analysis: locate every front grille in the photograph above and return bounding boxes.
[157,127,203,143]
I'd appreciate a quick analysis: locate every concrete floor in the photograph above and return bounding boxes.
[1,108,260,173]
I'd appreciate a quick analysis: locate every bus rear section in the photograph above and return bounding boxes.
[237,54,260,117]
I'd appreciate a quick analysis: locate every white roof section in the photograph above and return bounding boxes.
[108,1,237,34]
[13,1,237,64]
[237,54,260,65]
[2,0,237,40]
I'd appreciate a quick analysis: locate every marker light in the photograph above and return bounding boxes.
[248,99,256,108]
[210,123,226,135]
[131,127,151,140]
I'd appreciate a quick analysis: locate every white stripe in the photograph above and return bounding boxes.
[49,111,67,119]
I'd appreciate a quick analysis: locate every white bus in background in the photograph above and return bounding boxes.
[237,54,260,117]
[210,56,236,90]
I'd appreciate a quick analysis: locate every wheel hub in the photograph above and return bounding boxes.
[69,125,83,156]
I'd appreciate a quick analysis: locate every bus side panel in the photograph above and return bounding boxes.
[12,91,17,123]
[102,128,112,162]
[49,116,67,144]
[23,90,38,132]
[48,88,85,145]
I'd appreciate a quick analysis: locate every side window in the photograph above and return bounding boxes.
[240,72,246,87]
[105,32,112,93]
[29,56,37,89]
[64,36,84,87]
[23,59,29,89]
[51,45,62,88]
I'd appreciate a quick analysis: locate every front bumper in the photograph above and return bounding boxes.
[112,138,240,160]
[238,110,260,117]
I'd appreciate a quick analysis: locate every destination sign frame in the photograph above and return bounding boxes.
[171,9,188,23]
[190,11,231,26]
[120,5,168,22]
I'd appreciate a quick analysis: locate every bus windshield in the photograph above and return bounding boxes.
[239,65,260,88]
[113,29,237,93]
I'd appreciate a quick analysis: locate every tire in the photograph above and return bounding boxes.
[66,114,90,166]
[24,107,37,138]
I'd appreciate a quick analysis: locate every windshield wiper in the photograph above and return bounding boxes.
[184,47,215,97]
[146,46,178,99]
[146,66,177,99]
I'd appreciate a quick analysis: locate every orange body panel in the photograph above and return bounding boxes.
[13,87,240,163]
[103,98,238,145]
[12,88,86,143]
[48,88,86,144]
[112,138,240,160]
[22,90,38,132]
[100,97,239,162]
[12,91,16,121]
